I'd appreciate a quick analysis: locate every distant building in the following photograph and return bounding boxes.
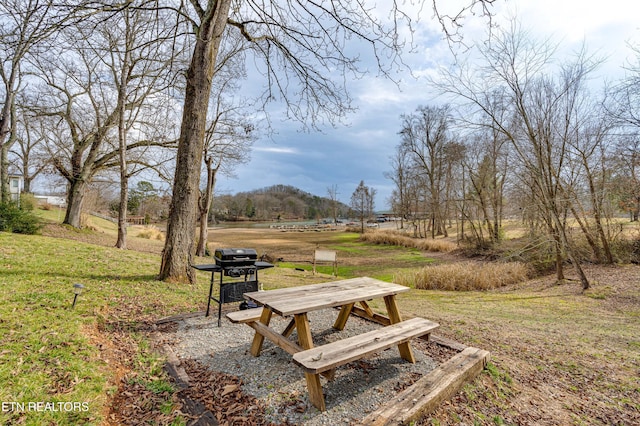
[34,195,67,207]
[8,175,23,203]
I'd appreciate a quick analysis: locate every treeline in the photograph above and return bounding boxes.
[212,184,350,221]
[386,26,640,290]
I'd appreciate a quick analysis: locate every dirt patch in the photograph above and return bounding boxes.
[206,227,343,263]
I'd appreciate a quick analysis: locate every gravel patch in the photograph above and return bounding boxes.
[161,307,439,425]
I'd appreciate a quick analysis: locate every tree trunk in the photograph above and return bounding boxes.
[116,172,128,249]
[196,211,209,257]
[196,162,216,257]
[0,143,9,203]
[64,179,87,228]
[553,232,565,282]
[0,74,16,204]
[115,46,130,249]
[23,175,32,193]
[159,0,232,283]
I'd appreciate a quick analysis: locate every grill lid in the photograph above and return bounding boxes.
[214,248,258,267]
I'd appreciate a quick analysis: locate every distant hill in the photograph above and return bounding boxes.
[213,184,351,221]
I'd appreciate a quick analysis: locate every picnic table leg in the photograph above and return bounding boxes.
[294,313,326,411]
[250,307,273,357]
[358,300,375,317]
[282,317,296,338]
[333,303,355,330]
[383,295,416,363]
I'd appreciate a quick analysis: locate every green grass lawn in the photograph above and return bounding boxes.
[0,232,202,425]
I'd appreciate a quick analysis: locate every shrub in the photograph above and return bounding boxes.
[19,193,37,211]
[396,261,530,291]
[0,202,43,234]
[360,230,457,252]
[496,235,561,275]
[609,235,640,264]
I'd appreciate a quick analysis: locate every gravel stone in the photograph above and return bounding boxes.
[166,307,438,425]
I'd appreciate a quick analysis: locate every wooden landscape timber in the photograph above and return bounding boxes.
[361,346,491,425]
[346,304,492,425]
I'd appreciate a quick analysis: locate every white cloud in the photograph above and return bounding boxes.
[254,146,299,155]
[505,0,639,43]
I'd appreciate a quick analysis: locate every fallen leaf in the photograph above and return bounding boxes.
[221,384,239,397]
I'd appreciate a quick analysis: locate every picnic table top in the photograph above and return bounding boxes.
[243,276,409,316]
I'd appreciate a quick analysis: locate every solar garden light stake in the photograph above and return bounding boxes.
[72,283,85,308]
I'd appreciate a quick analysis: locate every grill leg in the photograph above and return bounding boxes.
[205,272,215,317]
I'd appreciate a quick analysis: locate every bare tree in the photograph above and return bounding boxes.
[385,147,412,229]
[195,90,256,257]
[32,16,177,228]
[399,105,454,238]
[159,0,421,283]
[326,184,340,225]
[434,21,597,289]
[193,30,256,256]
[0,0,76,202]
[9,101,50,192]
[463,124,509,247]
[351,180,375,234]
[608,43,640,130]
[100,6,182,248]
[562,104,616,264]
[158,0,233,283]
[607,44,640,222]
[33,41,120,227]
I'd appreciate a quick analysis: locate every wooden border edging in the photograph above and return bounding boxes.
[156,311,205,325]
[360,346,491,426]
[160,345,220,425]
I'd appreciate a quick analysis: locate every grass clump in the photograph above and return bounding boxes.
[135,226,165,241]
[360,230,456,253]
[396,261,530,291]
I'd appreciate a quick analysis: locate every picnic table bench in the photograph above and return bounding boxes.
[226,307,265,324]
[292,317,438,409]
[292,317,439,374]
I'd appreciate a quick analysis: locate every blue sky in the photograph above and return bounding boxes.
[214,0,640,210]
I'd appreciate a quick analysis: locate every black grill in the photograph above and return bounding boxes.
[193,248,273,326]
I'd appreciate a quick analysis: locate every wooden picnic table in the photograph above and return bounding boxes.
[228,277,439,411]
